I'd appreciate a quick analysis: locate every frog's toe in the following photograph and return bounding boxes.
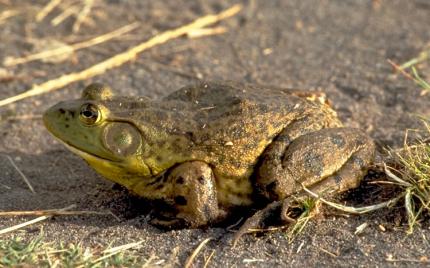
[150,215,187,229]
[232,200,293,246]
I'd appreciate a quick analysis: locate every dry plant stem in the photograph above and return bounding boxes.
[91,240,144,264]
[36,0,62,22]
[388,59,416,81]
[0,10,20,24]
[388,59,430,92]
[184,238,212,268]
[203,250,216,268]
[187,26,227,38]
[0,205,75,235]
[0,215,50,235]
[0,4,242,107]
[4,22,141,66]
[73,0,94,33]
[301,183,404,214]
[51,6,79,26]
[0,209,110,217]
[5,155,35,194]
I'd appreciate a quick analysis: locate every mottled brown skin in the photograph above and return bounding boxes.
[43,81,375,233]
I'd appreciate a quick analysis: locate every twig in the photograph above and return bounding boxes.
[388,59,417,82]
[51,5,79,26]
[0,216,50,235]
[4,114,43,120]
[5,155,35,194]
[92,240,144,264]
[0,9,20,24]
[0,205,75,235]
[388,59,430,94]
[246,226,289,233]
[36,0,62,22]
[72,0,95,33]
[386,255,429,263]
[0,4,242,107]
[184,238,212,268]
[203,249,215,268]
[319,247,338,258]
[301,183,404,214]
[186,26,227,38]
[4,22,140,66]
[0,209,110,217]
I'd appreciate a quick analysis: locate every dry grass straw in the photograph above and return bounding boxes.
[0,208,111,217]
[51,4,78,26]
[4,22,140,66]
[0,205,75,235]
[36,0,62,22]
[0,4,242,107]
[91,240,144,265]
[4,155,35,194]
[186,26,227,38]
[302,184,402,215]
[0,9,20,24]
[72,0,94,33]
[184,237,212,268]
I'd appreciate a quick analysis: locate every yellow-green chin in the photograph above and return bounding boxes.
[61,141,149,190]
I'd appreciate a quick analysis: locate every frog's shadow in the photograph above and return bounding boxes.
[0,150,412,231]
[101,168,411,231]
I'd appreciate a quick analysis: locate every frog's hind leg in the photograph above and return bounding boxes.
[233,127,375,245]
[256,127,375,201]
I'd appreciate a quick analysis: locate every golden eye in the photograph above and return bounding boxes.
[79,103,100,125]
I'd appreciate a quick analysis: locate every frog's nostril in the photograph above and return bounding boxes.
[59,108,66,114]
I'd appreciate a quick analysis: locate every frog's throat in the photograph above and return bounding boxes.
[60,140,154,188]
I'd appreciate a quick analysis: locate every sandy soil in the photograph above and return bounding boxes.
[1,0,430,267]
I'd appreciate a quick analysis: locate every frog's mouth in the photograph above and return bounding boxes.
[60,140,121,163]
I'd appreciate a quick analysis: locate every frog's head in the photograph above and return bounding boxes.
[43,83,154,184]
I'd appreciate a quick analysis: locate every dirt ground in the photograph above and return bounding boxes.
[1,0,430,267]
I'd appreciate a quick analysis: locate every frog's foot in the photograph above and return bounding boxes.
[232,198,296,246]
[163,161,225,228]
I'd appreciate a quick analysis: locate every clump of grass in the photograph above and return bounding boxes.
[388,50,430,94]
[285,197,320,242]
[385,121,430,234]
[0,235,46,266]
[384,49,430,233]
[410,66,430,92]
[0,235,153,267]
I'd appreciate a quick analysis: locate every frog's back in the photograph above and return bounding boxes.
[161,82,339,174]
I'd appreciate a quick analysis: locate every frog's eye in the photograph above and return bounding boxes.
[79,103,101,125]
[102,123,141,156]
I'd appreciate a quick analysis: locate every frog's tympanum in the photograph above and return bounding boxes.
[44,81,375,239]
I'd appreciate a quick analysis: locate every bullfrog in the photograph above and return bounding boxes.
[43,81,375,236]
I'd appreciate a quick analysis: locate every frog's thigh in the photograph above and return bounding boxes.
[168,161,222,227]
[256,128,375,200]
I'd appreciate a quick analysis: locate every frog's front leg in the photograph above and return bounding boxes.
[234,127,375,243]
[151,161,225,228]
